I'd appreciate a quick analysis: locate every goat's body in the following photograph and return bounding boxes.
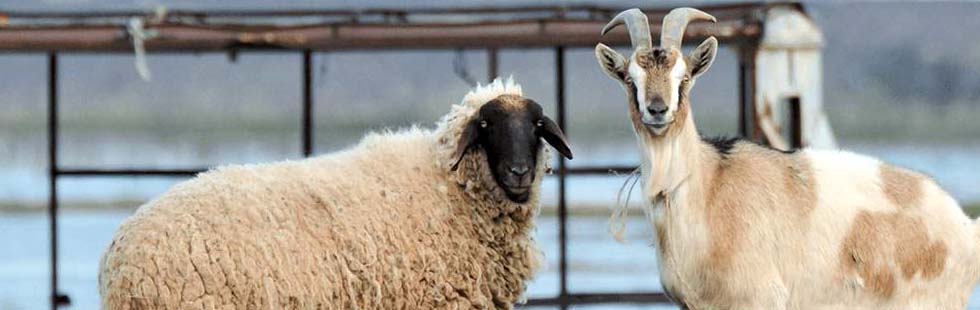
[654,140,980,310]
[593,7,980,307]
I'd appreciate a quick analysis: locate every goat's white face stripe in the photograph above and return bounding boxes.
[628,61,647,113]
[668,59,687,111]
[627,55,686,117]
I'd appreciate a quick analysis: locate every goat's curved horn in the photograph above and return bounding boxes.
[601,8,652,51]
[660,7,716,51]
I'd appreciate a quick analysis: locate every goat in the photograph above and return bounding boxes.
[595,7,980,310]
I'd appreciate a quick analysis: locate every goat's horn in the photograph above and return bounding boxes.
[601,8,652,51]
[660,7,716,51]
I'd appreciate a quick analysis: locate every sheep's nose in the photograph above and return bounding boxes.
[647,103,668,116]
[509,165,530,176]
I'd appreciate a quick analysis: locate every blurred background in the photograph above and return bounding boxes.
[2,1,979,310]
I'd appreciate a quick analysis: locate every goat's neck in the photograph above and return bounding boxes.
[633,111,721,306]
[634,116,707,200]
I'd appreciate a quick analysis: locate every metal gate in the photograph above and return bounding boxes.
[0,4,779,309]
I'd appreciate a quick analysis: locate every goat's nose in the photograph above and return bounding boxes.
[647,104,669,115]
[509,165,530,176]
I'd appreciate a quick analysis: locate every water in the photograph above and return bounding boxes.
[1,125,978,310]
[0,211,669,310]
[1,142,979,308]
[3,141,980,209]
[4,211,980,310]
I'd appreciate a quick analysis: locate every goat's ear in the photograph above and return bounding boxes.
[595,43,628,82]
[450,118,480,171]
[687,36,718,79]
[538,116,573,160]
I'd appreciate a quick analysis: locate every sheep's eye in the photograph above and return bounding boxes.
[480,120,488,128]
[536,120,544,127]
[624,75,633,84]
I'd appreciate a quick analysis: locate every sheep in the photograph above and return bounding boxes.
[98,77,573,310]
[595,7,980,310]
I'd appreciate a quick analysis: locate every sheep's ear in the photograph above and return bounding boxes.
[687,36,718,79]
[538,116,573,160]
[595,43,628,82]
[450,119,480,171]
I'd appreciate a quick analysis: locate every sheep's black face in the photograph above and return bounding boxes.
[454,95,573,203]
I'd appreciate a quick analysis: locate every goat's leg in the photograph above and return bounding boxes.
[723,277,789,310]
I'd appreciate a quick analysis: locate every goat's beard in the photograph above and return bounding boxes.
[638,130,687,198]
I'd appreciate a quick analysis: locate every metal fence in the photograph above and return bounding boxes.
[0,4,773,309]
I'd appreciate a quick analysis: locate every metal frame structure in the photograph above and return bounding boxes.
[0,3,795,309]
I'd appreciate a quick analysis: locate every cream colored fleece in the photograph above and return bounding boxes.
[98,78,549,310]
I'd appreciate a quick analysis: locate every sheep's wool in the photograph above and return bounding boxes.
[99,77,547,310]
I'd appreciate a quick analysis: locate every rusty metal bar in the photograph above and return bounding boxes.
[0,19,758,52]
[1,3,767,20]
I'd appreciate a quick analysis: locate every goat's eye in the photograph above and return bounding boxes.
[536,120,544,127]
[479,120,488,128]
[624,76,633,84]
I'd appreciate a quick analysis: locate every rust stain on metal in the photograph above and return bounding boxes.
[0,5,767,52]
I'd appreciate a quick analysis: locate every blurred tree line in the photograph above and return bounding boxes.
[866,44,980,106]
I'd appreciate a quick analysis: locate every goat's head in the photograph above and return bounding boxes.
[595,7,718,136]
[451,94,573,203]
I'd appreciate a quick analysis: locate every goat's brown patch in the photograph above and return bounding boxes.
[879,164,924,209]
[655,221,670,258]
[703,145,817,273]
[705,160,742,273]
[841,212,897,298]
[894,215,948,280]
[840,211,948,299]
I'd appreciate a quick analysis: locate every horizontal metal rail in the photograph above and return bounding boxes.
[56,168,205,177]
[0,4,766,52]
[53,165,638,177]
[2,3,768,19]
[0,20,757,52]
[523,292,672,307]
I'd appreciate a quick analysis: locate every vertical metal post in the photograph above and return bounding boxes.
[554,46,569,310]
[737,45,757,140]
[302,50,313,157]
[47,52,65,310]
[487,48,498,82]
[737,58,747,137]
